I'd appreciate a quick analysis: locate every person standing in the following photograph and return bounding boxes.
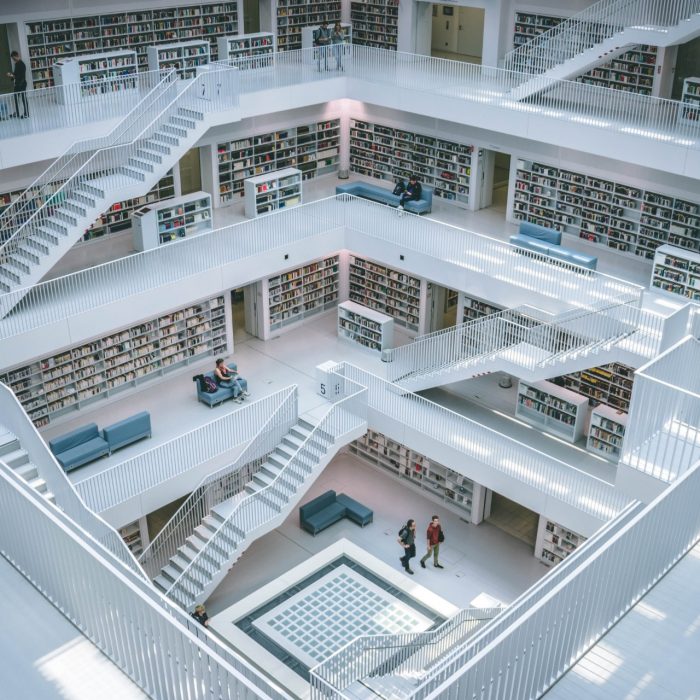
[314,21,331,72]
[399,174,422,209]
[420,515,445,569]
[7,51,29,119]
[331,22,345,71]
[398,518,417,574]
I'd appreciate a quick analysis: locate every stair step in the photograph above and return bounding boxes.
[136,148,164,163]
[76,182,104,198]
[162,124,188,137]
[177,107,204,121]
[14,462,38,481]
[283,434,307,451]
[53,210,78,226]
[6,256,31,275]
[161,564,183,583]
[253,470,279,488]
[0,266,21,284]
[62,200,87,217]
[290,425,313,442]
[117,166,147,182]
[127,157,155,173]
[3,448,29,469]
[0,434,19,455]
[70,191,96,208]
[33,228,60,245]
[44,491,56,504]
[152,132,179,146]
[15,246,41,265]
[170,553,192,573]
[27,476,48,493]
[153,575,171,593]
[142,139,171,155]
[170,115,196,129]
[193,523,216,541]
[0,280,10,293]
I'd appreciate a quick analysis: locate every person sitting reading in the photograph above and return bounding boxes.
[399,175,422,209]
[214,358,250,402]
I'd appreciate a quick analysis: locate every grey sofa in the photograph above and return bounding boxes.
[336,181,433,214]
[300,489,374,535]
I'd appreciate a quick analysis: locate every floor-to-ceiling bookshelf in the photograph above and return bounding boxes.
[553,362,635,413]
[650,244,700,302]
[350,0,398,50]
[25,3,238,88]
[512,158,700,259]
[270,0,342,51]
[350,119,474,208]
[348,255,424,333]
[0,295,228,427]
[349,429,485,522]
[512,11,563,48]
[216,119,340,205]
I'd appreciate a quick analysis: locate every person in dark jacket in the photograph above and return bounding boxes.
[399,175,422,209]
[6,51,29,118]
[398,518,417,574]
[191,604,209,627]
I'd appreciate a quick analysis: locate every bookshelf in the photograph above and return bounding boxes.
[650,244,700,302]
[516,379,588,442]
[535,516,587,566]
[0,295,228,427]
[216,119,340,205]
[261,255,340,336]
[147,40,210,78]
[348,255,425,334]
[350,118,474,208]
[577,45,658,96]
[512,158,700,260]
[459,292,504,322]
[270,0,342,52]
[81,170,176,243]
[680,77,700,123]
[25,3,237,88]
[217,32,275,68]
[587,405,627,462]
[351,0,398,50]
[52,50,138,99]
[337,300,394,354]
[554,362,635,413]
[512,11,563,48]
[244,167,302,217]
[120,518,149,557]
[132,191,212,250]
[349,429,486,523]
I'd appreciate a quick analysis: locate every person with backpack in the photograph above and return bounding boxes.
[314,21,332,72]
[214,358,250,402]
[398,518,417,574]
[420,515,445,569]
[399,174,422,210]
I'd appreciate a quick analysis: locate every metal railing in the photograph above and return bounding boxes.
[420,459,700,700]
[0,196,643,341]
[139,386,299,580]
[0,64,239,276]
[0,69,178,245]
[336,363,631,521]
[0,462,290,700]
[0,70,167,140]
[503,0,700,75]
[163,376,368,607]
[311,607,500,696]
[75,387,297,514]
[0,382,145,579]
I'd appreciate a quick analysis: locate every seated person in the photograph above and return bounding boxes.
[214,358,250,402]
[399,174,422,209]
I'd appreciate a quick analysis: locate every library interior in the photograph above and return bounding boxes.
[1,1,700,698]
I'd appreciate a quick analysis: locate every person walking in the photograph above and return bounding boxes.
[420,515,445,569]
[7,51,29,119]
[314,21,332,72]
[398,518,417,574]
[331,22,345,71]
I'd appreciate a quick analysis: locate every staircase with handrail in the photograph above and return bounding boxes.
[504,0,700,100]
[140,379,368,610]
[0,65,239,311]
[384,300,657,392]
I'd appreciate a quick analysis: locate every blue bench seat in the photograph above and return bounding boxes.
[300,489,374,535]
[49,423,109,472]
[336,181,432,214]
[511,222,597,271]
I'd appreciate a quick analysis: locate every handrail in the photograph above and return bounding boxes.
[0,381,146,579]
[503,0,700,75]
[139,386,299,580]
[0,69,178,245]
[163,376,368,607]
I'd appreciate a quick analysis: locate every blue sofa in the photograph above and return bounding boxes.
[336,181,433,214]
[300,489,374,535]
[194,366,249,407]
[48,411,152,472]
[510,221,597,271]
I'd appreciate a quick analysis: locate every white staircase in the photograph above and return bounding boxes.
[504,0,700,101]
[385,302,643,392]
[0,425,56,504]
[0,66,238,312]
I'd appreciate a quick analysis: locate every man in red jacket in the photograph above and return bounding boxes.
[420,515,444,569]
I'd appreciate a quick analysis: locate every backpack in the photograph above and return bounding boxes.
[203,376,218,393]
[398,526,408,542]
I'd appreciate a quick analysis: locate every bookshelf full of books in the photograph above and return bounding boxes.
[535,516,587,566]
[350,0,398,50]
[337,301,394,354]
[650,244,700,302]
[147,40,210,78]
[217,32,275,68]
[459,292,505,322]
[554,362,635,413]
[244,167,302,217]
[587,405,628,462]
[268,0,342,51]
[52,50,138,98]
[680,77,700,123]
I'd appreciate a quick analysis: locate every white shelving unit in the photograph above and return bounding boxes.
[577,45,658,96]
[512,11,563,48]
[516,379,589,443]
[217,32,275,68]
[587,405,628,462]
[120,517,149,557]
[459,292,504,322]
[535,515,587,567]
[680,77,700,124]
[650,244,700,302]
[350,118,474,208]
[337,300,394,354]
[349,429,486,523]
[348,254,427,335]
[244,167,302,218]
[256,254,341,339]
[147,40,210,78]
[0,295,229,428]
[351,0,398,50]
[52,49,137,100]
[132,191,213,251]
